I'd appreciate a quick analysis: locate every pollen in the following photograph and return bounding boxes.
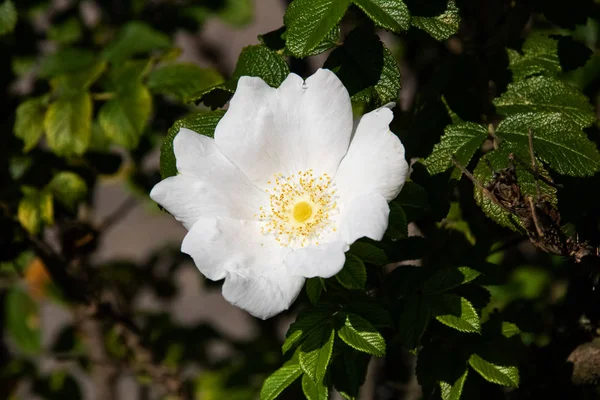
[258,169,338,248]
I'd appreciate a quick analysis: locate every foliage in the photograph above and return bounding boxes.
[3,1,600,400]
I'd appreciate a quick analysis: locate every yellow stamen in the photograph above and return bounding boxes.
[257,170,339,248]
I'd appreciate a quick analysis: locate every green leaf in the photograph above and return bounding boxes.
[349,241,388,265]
[147,63,224,102]
[352,0,410,33]
[47,172,88,211]
[496,112,600,176]
[306,278,323,305]
[386,202,408,240]
[284,0,350,57]
[5,288,41,354]
[15,194,37,235]
[259,26,287,51]
[411,1,460,41]
[0,0,16,36]
[302,26,341,56]
[51,60,107,93]
[508,33,561,80]
[416,341,471,396]
[331,350,370,400]
[422,266,481,294]
[19,187,47,235]
[493,76,595,128]
[39,191,53,226]
[299,323,335,382]
[260,361,303,400]
[397,294,430,351]
[325,26,400,108]
[421,122,488,176]
[432,294,480,333]
[15,96,48,152]
[301,373,328,400]
[338,313,386,357]
[104,60,150,89]
[261,26,339,56]
[336,253,367,289]
[440,368,468,400]
[98,83,152,149]
[347,296,394,328]
[468,353,519,387]
[103,22,171,63]
[501,322,521,338]
[39,48,97,78]
[283,307,333,354]
[48,17,82,44]
[160,110,226,179]
[231,44,290,88]
[44,92,92,156]
[189,45,289,107]
[392,181,429,222]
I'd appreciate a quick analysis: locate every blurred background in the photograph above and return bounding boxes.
[3,0,600,399]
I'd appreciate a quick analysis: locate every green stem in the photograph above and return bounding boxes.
[92,92,116,101]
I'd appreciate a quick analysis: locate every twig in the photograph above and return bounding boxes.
[24,225,184,397]
[97,196,138,232]
[528,196,545,237]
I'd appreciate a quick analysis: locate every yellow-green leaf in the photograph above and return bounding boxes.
[14,96,48,152]
[260,360,303,400]
[338,313,386,357]
[44,92,92,156]
[301,373,328,400]
[468,353,519,387]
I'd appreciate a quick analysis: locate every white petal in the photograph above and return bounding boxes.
[285,241,349,279]
[222,267,305,320]
[338,193,390,244]
[215,69,353,188]
[181,218,288,281]
[334,107,409,202]
[150,130,267,229]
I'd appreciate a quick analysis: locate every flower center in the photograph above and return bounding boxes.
[293,201,312,222]
[257,169,338,248]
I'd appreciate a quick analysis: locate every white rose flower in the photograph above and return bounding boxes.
[150,69,409,319]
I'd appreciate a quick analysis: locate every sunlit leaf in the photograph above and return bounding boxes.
[338,313,386,357]
[352,0,410,33]
[468,353,519,387]
[412,1,460,41]
[284,0,351,57]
